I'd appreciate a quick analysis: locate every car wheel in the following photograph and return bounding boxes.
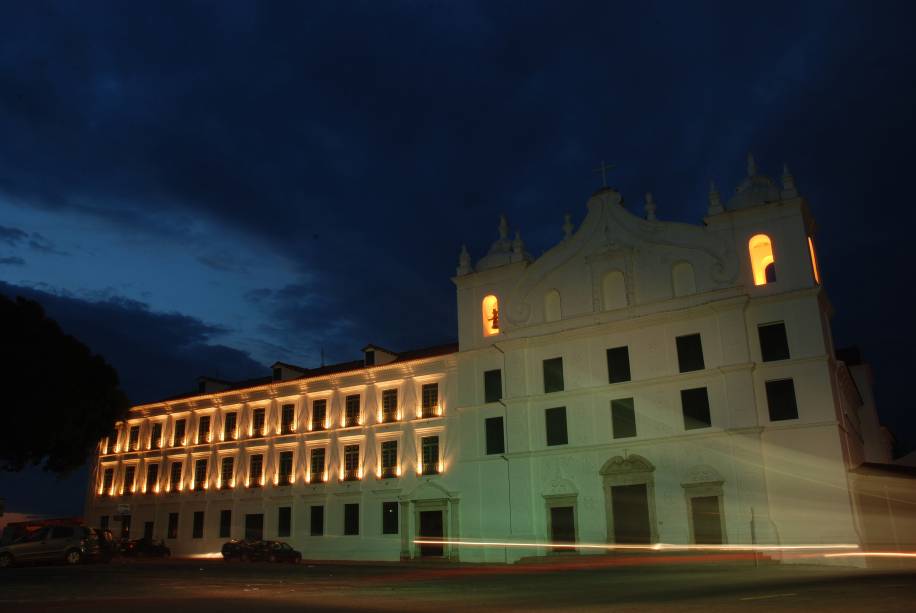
[0,553,13,568]
[65,549,83,565]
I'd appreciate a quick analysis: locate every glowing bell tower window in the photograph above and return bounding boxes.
[748,234,776,286]
[808,237,821,284]
[482,294,500,336]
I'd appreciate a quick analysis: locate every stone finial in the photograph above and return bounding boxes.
[644,192,657,221]
[512,230,524,256]
[498,214,509,240]
[781,163,798,198]
[562,213,574,240]
[708,180,724,215]
[456,244,472,276]
[747,152,758,177]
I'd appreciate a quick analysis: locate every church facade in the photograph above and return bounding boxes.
[85,156,911,563]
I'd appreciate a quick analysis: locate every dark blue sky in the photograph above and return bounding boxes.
[1,1,914,516]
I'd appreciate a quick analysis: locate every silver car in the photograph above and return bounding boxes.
[0,525,104,567]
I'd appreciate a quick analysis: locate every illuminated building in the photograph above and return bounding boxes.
[86,154,914,563]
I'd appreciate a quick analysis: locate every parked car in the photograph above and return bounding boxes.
[120,537,171,558]
[263,541,302,564]
[220,539,260,561]
[220,539,301,563]
[0,525,110,568]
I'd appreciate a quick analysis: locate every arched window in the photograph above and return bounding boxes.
[544,289,561,322]
[748,234,776,286]
[602,271,627,310]
[808,237,820,284]
[672,261,696,297]
[482,294,500,337]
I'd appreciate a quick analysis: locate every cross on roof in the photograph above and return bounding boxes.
[593,160,615,188]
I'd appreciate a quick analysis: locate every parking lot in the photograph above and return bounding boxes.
[1,556,915,612]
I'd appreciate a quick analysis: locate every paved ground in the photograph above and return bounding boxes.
[1,556,914,612]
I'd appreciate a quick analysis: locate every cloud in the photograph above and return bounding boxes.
[0,225,28,246]
[0,256,25,266]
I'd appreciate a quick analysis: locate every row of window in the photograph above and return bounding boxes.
[109,384,443,454]
[98,436,442,496]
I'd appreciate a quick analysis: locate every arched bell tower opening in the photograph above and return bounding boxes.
[748,234,776,286]
[481,294,500,337]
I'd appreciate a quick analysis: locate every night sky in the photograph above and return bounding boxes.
[1,1,914,517]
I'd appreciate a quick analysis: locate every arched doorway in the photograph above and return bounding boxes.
[600,454,658,544]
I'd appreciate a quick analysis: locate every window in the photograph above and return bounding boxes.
[602,270,627,310]
[543,357,564,393]
[749,234,776,286]
[672,261,696,297]
[145,464,159,493]
[606,346,631,384]
[758,322,790,362]
[382,501,399,535]
[169,462,183,491]
[120,515,131,539]
[344,503,359,535]
[100,515,109,530]
[421,436,440,475]
[223,412,237,440]
[544,289,561,322]
[311,399,327,430]
[52,526,75,539]
[123,465,136,495]
[278,451,293,485]
[681,387,711,430]
[310,448,326,481]
[278,507,291,537]
[545,407,568,446]
[151,422,163,449]
[197,415,210,444]
[482,294,500,336]
[310,505,324,536]
[279,404,295,434]
[194,458,208,490]
[220,456,234,488]
[101,467,114,494]
[173,419,186,446]
[676,334,705,373]
[808,237,820,284]
[248,454,263,487]
[345,395,360,427]
[380,440,398,478]
[611,398,637,439]
[381,389,398,422]
[129,426,140,450]
[252,408,266,437]
[343,444,360,480]
[766,379,799,421]
[485,416,505,455]
[167,512,179,539]
[192,511,204,539]
[219,509,232,538]
[421,383,439,418]
[484,369,502,403]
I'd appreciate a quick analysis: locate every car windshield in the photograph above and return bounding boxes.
[273,543,291,550]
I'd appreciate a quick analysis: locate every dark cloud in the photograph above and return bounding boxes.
[0,256,24,266]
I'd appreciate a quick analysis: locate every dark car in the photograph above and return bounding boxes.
[221,539,300,563]
[121,537,171,558]
[220,539,261,561]
[263,541,302,564]
[0,525,111,568]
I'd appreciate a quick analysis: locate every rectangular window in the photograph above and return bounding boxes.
[194,458,208,490]
[278,506,291,538]
[310,505,324,536]
[252,408,266,437]
[310,448,326,481]
[169,462,183,491]
[421,383,439,417]
[676,334,705,373]
[281,404,295,434]
[123,465,136,495]
[107,427,119,453]
[545,407,568,446]
[145,463,159,492]
[129,425,140,451]
[681,387,712,430]
[759,322,790,362]
[311,399,327,431]
[485,416,505,455]
[151,422,163,449]
[380,440,398,478]
[345,395,360,427]
[197,415,210,444]
[219,509,231,538]
[421,436,440,474]
[344,503,359,535]
[382,501,399,535]
[120,515,131,539]
[766,379,799,421]
[543,357,565,393]
[167,512,179,539]
[248,454,263,487]
[484,369,502,403]
[102,467,114,494]
[278,451,294,485]
[173,419,186,446]
[381,389,398,422]
[192,511,204,539]
[611,398,637,439]
[606,346,631,384]
[343,444,360,480]
[220,456,234,488]
[223,412,237,440]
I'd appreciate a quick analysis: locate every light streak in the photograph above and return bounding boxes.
[824,552,916,559]
[411,538,860,553]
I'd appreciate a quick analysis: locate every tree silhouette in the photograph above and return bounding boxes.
[0,293,129,473]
